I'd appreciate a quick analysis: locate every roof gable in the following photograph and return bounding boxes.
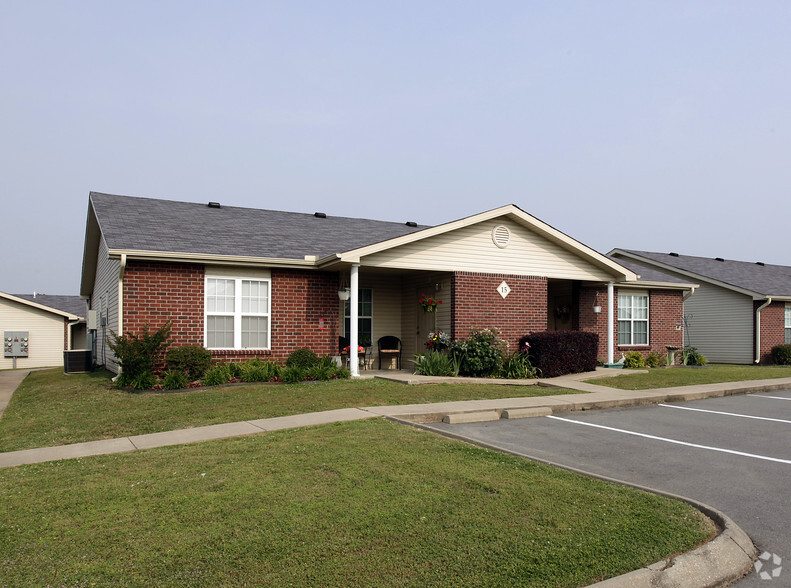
[0,292,83,319]
[341,205,637,281]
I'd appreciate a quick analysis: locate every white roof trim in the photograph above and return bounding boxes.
[339,205,638,281]
[107,249,317,269]
[0,292,81,320]
[609,249,764,299]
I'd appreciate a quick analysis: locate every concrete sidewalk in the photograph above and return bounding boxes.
[3,368,791,468]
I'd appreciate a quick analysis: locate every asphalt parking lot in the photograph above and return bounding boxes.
[428,390,791,587]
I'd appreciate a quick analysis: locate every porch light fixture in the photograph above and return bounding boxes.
[593,291,602,314]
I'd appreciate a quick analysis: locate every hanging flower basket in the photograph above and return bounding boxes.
[419,294,442,312]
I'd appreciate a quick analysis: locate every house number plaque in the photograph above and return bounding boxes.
[497,281,511,299]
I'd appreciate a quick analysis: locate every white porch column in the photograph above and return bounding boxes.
[607,281,614,364]
[350,263,360,376]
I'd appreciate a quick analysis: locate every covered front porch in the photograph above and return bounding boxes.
[335,264,620,376]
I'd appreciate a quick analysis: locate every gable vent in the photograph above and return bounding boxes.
[405,221,417,227]
[314,212,327,218]
[492,225,511,249]
[208,202,221,208]
[715,257,725,262]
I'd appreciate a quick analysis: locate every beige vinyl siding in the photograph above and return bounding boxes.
[0,299,66,369]
[338,273,403,359]
[684,284,754,364]
[362,219,614,281]
[401,273,451,360]
[90,237,121,373]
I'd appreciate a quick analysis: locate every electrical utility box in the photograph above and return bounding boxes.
[4,331,29,357]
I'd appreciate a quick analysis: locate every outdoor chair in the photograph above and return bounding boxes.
[377,336,402,370]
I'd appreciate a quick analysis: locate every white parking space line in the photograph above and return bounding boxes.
[753,395,791,401]
[546,415,791,465]
[658,403,791,425]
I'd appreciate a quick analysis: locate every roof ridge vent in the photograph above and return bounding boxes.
[405,221,417,227]
[208,202,221,208]
[756,261,765,266]
[314,212,327,218]
[715,257,725,262]
[669,252,679,257]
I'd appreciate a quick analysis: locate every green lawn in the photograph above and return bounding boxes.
[0,419,715,587]
[0,369,582,452]
[589,364,791,390]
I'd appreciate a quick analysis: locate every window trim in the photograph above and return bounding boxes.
[617,290,649,347]
[344,288,373,348]
[785,304,791,345]
[204,275,271,350]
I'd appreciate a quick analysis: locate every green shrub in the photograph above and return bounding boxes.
[165,345,212,380]
[108,322,172,386]
[128,370,157,391]
[645,351,663,368]
[450,328,505,377]
[412,351,460,377]
[226,362,242,378]
[286,348,319,369]
[623,351,646,369]
[500,351,539,379]
[305,364,336,381]
[203,364,232,386]
[161,370,189,391]
[240,358,280,382]
[771,344,791,365]
[682,346,707,366]
[281,366,306,383]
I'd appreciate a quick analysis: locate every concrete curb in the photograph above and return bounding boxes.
[399,417,757,588]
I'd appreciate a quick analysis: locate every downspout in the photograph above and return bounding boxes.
[114,254,127,379]
[607,282,614,364]
[66,318,80,350]
[350,264,360,377]
[683,286,697,302]
[755,297,772,364]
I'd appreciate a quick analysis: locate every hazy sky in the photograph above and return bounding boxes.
[2,1,790,294]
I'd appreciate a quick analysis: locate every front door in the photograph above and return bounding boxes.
[416,286,438,352]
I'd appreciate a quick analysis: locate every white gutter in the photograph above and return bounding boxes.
[755,297,772,364]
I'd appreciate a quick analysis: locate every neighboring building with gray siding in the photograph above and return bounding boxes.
[610,249,791,364]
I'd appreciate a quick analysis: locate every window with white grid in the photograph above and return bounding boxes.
[618,291,649,346]
[206,276,270,349]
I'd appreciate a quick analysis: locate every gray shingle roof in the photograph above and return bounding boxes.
[615,250,791,297]
[90,192,428,260]
[606,256,694,286]
[12,294,85,317]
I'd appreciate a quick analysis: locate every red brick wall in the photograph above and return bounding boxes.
[451,272,547,351]
[577,286,609,359]
[578,286,684,362]
[123,261,205,344]
[757,301,786,364]
[122,263,340,365]
[269,269,339,360]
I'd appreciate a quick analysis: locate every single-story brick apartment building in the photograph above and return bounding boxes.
[80,192,696,375]
[610,249,791,364]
